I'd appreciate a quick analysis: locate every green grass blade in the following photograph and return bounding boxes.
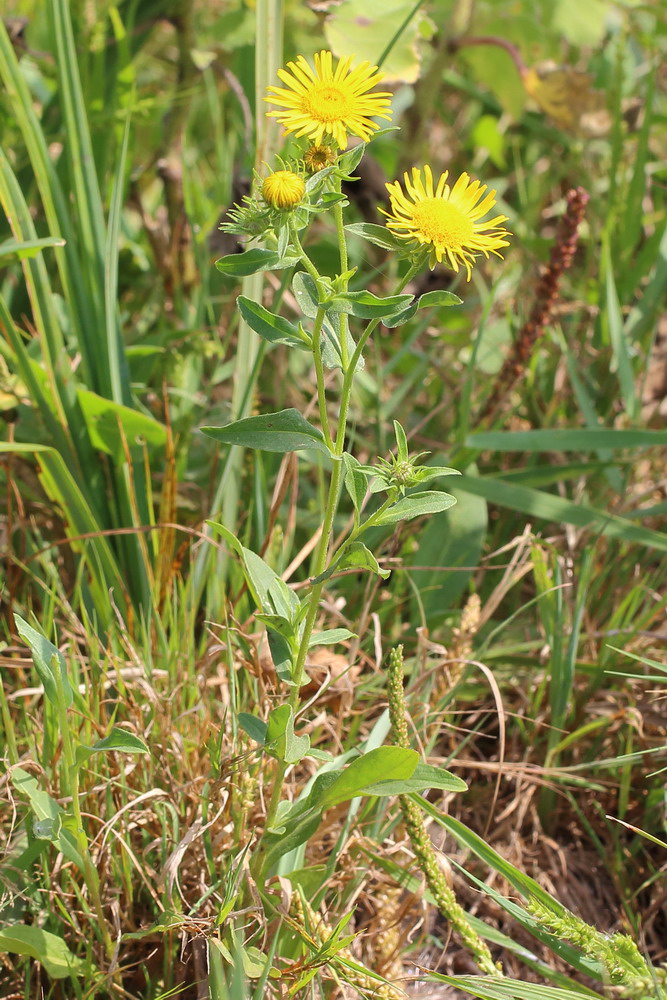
[452,474,667,553]
[466,428,667,451]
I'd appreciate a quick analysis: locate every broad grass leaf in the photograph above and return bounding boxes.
[453,474,667,553]
[425,974,604,1000]
[0,925,86,979]
[201,409,330,455]
[14,615,70,708]
[325,0,433,83]
[409,477,487,623]
[77,388,166,461]
[466,429,667,451]
[0,236,65,259]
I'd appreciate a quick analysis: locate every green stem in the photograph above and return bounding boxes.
[289,220,335,453]
[333,198,350,370]
[335,261,421,454]
[55,673,118,973]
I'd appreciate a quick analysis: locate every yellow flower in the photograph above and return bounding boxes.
[303,143,337,172]
[383,166,511,279]
[265,50,392,150]
[262,170,306,209]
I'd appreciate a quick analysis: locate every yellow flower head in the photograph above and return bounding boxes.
[303,143,337,172]
[265,50,393,150]
[383,166,511,279]
[262,169,306,209]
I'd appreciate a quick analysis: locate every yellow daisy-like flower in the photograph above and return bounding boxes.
[262,169,306,209]
[265,50,393,150]
[383,166,511,279]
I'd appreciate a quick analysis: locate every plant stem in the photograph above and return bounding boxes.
[54,672,119,977]
[333,197,350,370]
[335,261,421,454]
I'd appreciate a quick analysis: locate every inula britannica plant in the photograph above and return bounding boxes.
[203,47,514,975]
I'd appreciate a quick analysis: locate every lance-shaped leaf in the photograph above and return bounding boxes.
[345,222,407,251]
[328,289,414,319]
[373,490,457,525]
[318,746,418,808]
[75,728,149,767]
[206,521,301,620]
[383,288,463,328]
[216,248,298,276]
[361,762,467,795]
[308,628,357,647]
[201,408,331,455]
[237,295,311,350]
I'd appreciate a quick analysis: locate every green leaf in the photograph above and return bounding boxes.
[361,762,467,796]
[417,289,463,308]
[320,316,365,373]
[466,429,667,451]
[237,295,310,350]
[345,222,407,252]
[266,705,310,764]
[293,270,324,318]
[75,727,149,766]
[453,475,667,553]
[382,288,463,328]
[238,713,268,745]
[343,453,368,515]
[324,0,433,84]
[410,465,487,622]
[374,491,457,525]
[318,746,419,808]
[14,614,70,708]
[201,408,330,455]
[216,248,285,276]
[206,522,301,621]
[0,236,66,259]
[338,541,391,579]
[328,289,414,319]
[308,628,356,647]
[10,767,84,870]
[0,925,86,979]
[425,974,604,1000]
[77,388,166,462]
[337,143,366,174]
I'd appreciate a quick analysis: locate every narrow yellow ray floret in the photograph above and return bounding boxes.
[265,50,393,150]
[383,166,511,278]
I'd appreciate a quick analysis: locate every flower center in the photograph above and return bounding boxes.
[410,198,474,249]
[303,84,353,122]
